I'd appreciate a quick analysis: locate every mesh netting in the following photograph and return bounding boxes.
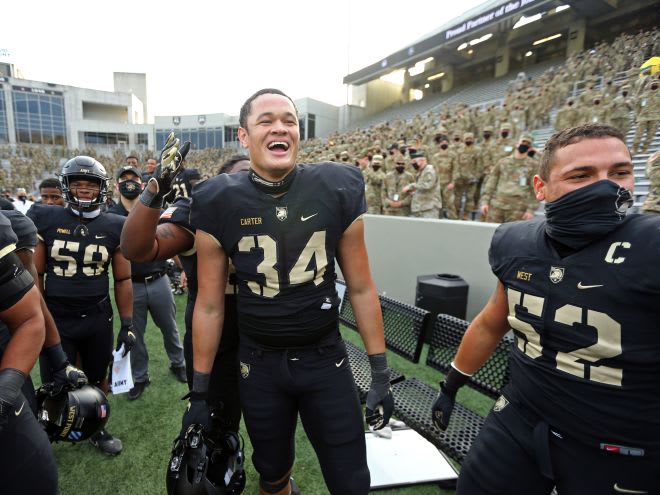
[345,341,403,401]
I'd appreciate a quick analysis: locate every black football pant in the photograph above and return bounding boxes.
[41,298,114,386]
[0,392,59,494]
[183,294,241,433]
[458,393,660,495]
[238,333,370,495]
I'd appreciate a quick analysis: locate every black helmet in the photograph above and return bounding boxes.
[37,384,110,442]
[166,424,246,495]
[59,156,109,208]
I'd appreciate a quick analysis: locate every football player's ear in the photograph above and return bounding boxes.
[533,175,546,202]
[237,127,249,149]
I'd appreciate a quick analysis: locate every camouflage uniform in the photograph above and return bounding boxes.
[632,79,660,154]
[642,152,660,214]
[585,95,608,125]
[493,123,516,165]
[453,132,482,220]
[382,168,414,216]
[608,86,634,137]
[554,100,580,131]
[409,157,441,219]
[364,155,386,214]
[431,147,458,219]
[480,153,538,224]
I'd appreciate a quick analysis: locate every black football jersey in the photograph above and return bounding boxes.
[28,204,125,299]
[159,196,238,300]
[1,210,37,252]
[191,163,366,339]
[171,168,201,199]
[489,215,660,454]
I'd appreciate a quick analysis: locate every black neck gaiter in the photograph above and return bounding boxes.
[248,166,298,195]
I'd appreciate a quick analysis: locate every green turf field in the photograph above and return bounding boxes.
[34,290,494,494]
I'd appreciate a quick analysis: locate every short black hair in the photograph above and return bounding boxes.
[218,154,250,175]
[39,178,62,191]
[239,88,297,129]
[125,155,138,162]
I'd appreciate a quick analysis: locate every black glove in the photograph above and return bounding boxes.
[140,132,191,208]
[180,371,211,438]
[44,343,88,393]
[0,368,26,434]
[365,353,394,430]
[431,363,471,431]
[116,319,136,357]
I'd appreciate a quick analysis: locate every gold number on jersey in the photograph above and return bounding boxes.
[172,183,189,198]
[237,231,328,298]
[507,288,623,386]
[51,240,109,278]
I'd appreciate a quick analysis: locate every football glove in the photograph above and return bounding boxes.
[180,371,211,438]
[116,319,136,357]
[141,132,191,208]
[44,343,88,393]
[431,362,471,431]
[0,368,26,434]
[365,353,394,430]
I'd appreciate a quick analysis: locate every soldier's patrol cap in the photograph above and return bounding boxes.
[358,148,370,158]
[437,126,448,134]
[500,122,512,130]
[463,132,475,140]
[116,165,141,180]
[398,139,406,147]
[409,150,425,159]
[339,150,349,158]
[483,126,494,133]
[593,94,603,101]
[621,84,630,90]
[519,133,534,144]
[372,154,384,164]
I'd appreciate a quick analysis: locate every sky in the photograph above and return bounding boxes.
[3,0,485,120]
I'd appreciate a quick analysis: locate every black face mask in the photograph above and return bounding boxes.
[483,133,492,140]
[412,163,420,171]
[568,102,574,106]
[372,165,381,171]
[440,143,449,150]
[517,144,530,154]
[119,180,141,199]
[622,92,628,97]
[652,84,658,90]
[527,150,536,158]
[594,100,600,105]
[501,131,509,139]
[545,180,633,250]
[465,141,473,146]
[454,138,461,142]
[395,166,405,174]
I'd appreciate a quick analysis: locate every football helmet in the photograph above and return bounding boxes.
[59,156,109,208]
[166,424,246,495]
[37,384,110,442]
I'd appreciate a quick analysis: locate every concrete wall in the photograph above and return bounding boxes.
[295,98,339,139]
[339,215,499,320]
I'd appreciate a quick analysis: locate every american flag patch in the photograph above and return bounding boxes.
[99,404,108,418]
[160,207,177,219]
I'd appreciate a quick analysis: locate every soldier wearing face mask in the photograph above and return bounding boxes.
[453,132,483,220]
[382,159,414,216]
[585,94,607,125]
[402,151,441,219]
[479,134,538,224]
[364,155,386,215]
[632,76,660,155]
[494,123,516,165]
[608,85,634,137]
[431,135,458,219]
[554,99,579,131]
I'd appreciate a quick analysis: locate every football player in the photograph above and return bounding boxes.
[186,89,393,495]
[170,155,201,200]
[28,156,135,456]
[432,123,660,494]
[0,214,58,494]
[120,140,249,436]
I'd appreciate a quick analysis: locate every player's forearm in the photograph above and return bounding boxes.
[453,311,509,375]
[40,296,61,348]
[192,302,223,374]
[121,202,160,262]
[0,289,45,374]
[351,284,386,355]
[113,279,133,320]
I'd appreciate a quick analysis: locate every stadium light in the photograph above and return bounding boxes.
[457,42,468,51]
[533,33,562,46]
[469,33,493,46]
[407,57,435,77]
[427,72,445,81]
[468,49,474,55]
[380,69,406,85]
[555,5,570,13]
[525,51,533,57]
[411,89,423,101]
[424,83,430,89]
[513,13,543,29]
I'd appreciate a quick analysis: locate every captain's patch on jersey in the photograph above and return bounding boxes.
[160,207,177,219]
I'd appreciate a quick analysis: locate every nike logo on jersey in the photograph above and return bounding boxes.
[613,483,648,494]
[335,358,345,367]
[300,213,318,222]
[14,401,24,416]
[95,235,106,239]
[577,282,604,289]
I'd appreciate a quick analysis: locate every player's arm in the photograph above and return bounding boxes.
[432,281,510,430]
[337,218,392,430]
[112,250,136,356]
[33,239,47,294]
[121,182,194,262]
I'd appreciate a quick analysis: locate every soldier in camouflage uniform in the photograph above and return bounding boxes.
[493,122,516,166]
[608,85,634,138]
[554,99,579,131]
[642,151,660,214]
[479,134,538,224]
[381,158,414,216]
[632,77,660,154]
[364,154,386,215]
[431,136,458,219]
[403,150,440,219]
[452,132,482,220]
[586,94,608,125]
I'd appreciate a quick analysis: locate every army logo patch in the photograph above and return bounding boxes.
[275,206,288,222]
[240,361,250,379]
[493,396,509,412]
[549,266,565,284]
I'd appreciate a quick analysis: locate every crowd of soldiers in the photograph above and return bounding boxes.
[1,28,658,222]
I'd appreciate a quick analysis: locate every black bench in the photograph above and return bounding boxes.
[391,314,513,463]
